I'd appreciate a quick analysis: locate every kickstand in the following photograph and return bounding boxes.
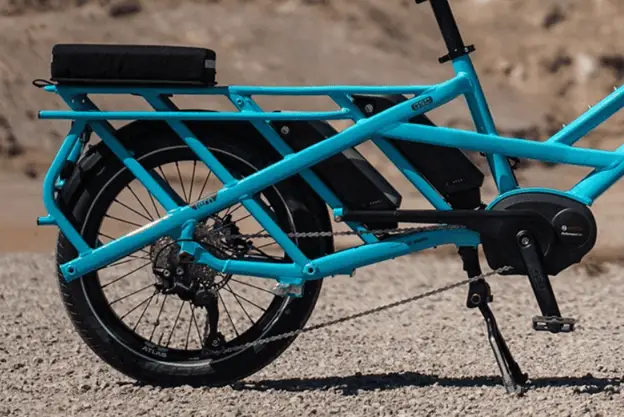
[460,247,528,394]
[478,303,528,394]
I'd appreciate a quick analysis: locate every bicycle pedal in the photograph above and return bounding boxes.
[532,316,576,333]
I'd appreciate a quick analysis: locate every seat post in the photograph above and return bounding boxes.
[415,0,475,63]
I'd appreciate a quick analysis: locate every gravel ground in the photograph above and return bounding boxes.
[1,253,624,417]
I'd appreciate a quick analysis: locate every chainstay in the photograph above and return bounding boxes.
[212,265,513,355]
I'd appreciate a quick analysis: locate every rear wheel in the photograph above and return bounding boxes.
[56,124,332,386]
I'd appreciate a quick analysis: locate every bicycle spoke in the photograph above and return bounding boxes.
[114,198,153,223]
[98,233,150,256]
[98,232,116,242]
[197,170,213,201]
[166,301,185,347]
[226,283,254,324]
[230,278,275,295]
[104,214,144,228]
[150,294,168,341]
[185,303,194,350]
[245,232,284,258]
[108,282,155,306]
[221,287,267,312]
[131,290,157,331]
[120,289,157,322]
[147,191,161,218]
[218,292,240,337]
[224,203,243,218]
[175,161,189,203]
[248,228,267,238]
[254,241,278,250]
[157,166,172,188]
[104,256,150,269]
[209,213,254,237]
[126,184,154,221]
[231,212,253,225]
[247,245,282,261]
[188,160,197,203]
[101,261,152,289]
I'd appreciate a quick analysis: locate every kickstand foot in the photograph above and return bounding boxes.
[479,304,528,394]
[460,247,528,394]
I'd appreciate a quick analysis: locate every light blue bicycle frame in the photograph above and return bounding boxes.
[38,55,624,285]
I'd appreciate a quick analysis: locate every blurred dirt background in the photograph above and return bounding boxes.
[1,0,624,255]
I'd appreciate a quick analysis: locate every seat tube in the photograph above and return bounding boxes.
[424,0,518,193]
[453,56,518,193]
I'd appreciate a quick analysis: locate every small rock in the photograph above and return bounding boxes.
[24,164,38,179]
[604,384,620,394]
[108,0,142,18]
[542,6,566,29]
[600,54,624,80]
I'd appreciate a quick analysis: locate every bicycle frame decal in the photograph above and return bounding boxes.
[39,54,624,283]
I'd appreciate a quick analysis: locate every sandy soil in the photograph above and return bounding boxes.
[1,253,623,417]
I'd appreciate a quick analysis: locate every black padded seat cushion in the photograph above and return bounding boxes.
[51,44,216,86]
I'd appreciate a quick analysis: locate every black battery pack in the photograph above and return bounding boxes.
[352,94,484,209]
[271,120,402,230]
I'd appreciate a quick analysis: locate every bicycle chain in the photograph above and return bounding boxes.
[223,224,466,240]
[213,265,511,355]
[205,224,513,355]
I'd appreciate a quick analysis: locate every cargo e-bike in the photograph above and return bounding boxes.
[35,0,619,394]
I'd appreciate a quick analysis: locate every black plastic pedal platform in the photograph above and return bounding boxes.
[532,316,576,333]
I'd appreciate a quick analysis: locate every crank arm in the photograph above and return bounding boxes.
[517,231,561,317]
[517,231,575,333]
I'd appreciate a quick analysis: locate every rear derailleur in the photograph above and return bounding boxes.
[153,265,227,353]
[150,217,254,356]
